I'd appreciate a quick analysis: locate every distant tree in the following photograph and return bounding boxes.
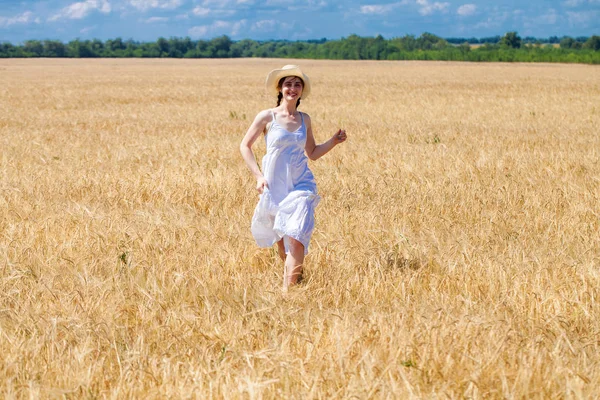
[337,34,363,59]
[458,42,471,54]
[367,34,387,59]
[548,36,560,44]
[91,39,104,55]
[480,35,501,44]
[446,37,466,44]
[67,39,96,57]
[584,35,600,51]
[43,40,66,57]
[235,39,259,57]
[124,39,137,56]
[500,31,522,48]
[560,37,575,49]
[141,42,161,57]
[156,37,169,56]
[210,35,232,57]
[166,37,192,57]
[107,37,125,52]
[23,40,43,56]
[1,33,599,63]
[195,40,213,58]
[394,34,417,51]
[0,42,13,57]
[417,32,445,50]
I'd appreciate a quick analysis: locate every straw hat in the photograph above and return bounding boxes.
[265,65,311,99]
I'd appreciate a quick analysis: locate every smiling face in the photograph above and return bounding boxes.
[279,76,304,102]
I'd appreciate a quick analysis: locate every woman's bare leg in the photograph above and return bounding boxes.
[283,238,305,290]
[276,239,286,261]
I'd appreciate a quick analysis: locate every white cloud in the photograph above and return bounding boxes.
[360,4,393,14]
[291,27,313,40]
[359,1,408,15]
[49,0,111,22]
[416,0,449,16]
[145,16,169,22]
[473,10,509,30]
[539,8,558,24]
[0,11,35,28]
[128,0,182,11]
[457,4,476,16]
[201,0,228,5]
[188,19,247,38]
[566,10,599,25]
[192,6,235,16]
[564,0,600,5]
[201,0,252,5]
[80,25,97,33]
[250,19,294,34]
[192,6,211,16]
[264,0,290,5]
[213,20,230,29]
[520,8,560,31]
[188,25,209,36]
[290,0,328,11]
[252,19,278,31]
[231,19,247,34]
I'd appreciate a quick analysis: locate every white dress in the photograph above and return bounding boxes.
[251,110,320,255]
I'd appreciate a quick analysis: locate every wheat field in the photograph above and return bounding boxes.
[0,58,599,398]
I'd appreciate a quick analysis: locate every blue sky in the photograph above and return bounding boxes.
[1,0,598,43]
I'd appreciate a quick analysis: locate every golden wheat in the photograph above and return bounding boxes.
[0,58,599,398]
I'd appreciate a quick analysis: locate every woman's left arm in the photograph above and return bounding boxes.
[304,114,347,161]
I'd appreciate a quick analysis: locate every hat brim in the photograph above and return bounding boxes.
[265,65,311,100]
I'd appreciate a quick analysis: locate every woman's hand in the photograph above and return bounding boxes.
[256,177,268,194]
[332,129,347,145]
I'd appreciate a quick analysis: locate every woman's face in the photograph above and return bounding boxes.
[280,76,303,102]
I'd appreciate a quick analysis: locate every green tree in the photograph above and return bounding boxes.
[91,39,104,55]
[393,35,417,51]
[500,31,522,48]
[107,37,125,52]
[23,40,43,56]
[0,42,14,57]
[210,35,232,57]
[156,37,170,56]
[584,35,600,51]
[167,37,192,57]
[458,42,471,57]
[340,34,366,59]
[416,33,445,50]
[368,34,388,59]
[560,37,575,49]
[43,40,66,57]
[230,39,259,57]
[67,39,96,57]
[141,42,161,57]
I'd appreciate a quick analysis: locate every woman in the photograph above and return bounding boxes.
[240,65,347,290]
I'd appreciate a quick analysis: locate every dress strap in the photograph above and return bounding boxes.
[265,109,276,135]
[299,112,304,125]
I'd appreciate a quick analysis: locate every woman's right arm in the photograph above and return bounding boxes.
[240,110,271,193]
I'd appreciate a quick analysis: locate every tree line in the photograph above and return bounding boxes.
[1,32,599,64]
